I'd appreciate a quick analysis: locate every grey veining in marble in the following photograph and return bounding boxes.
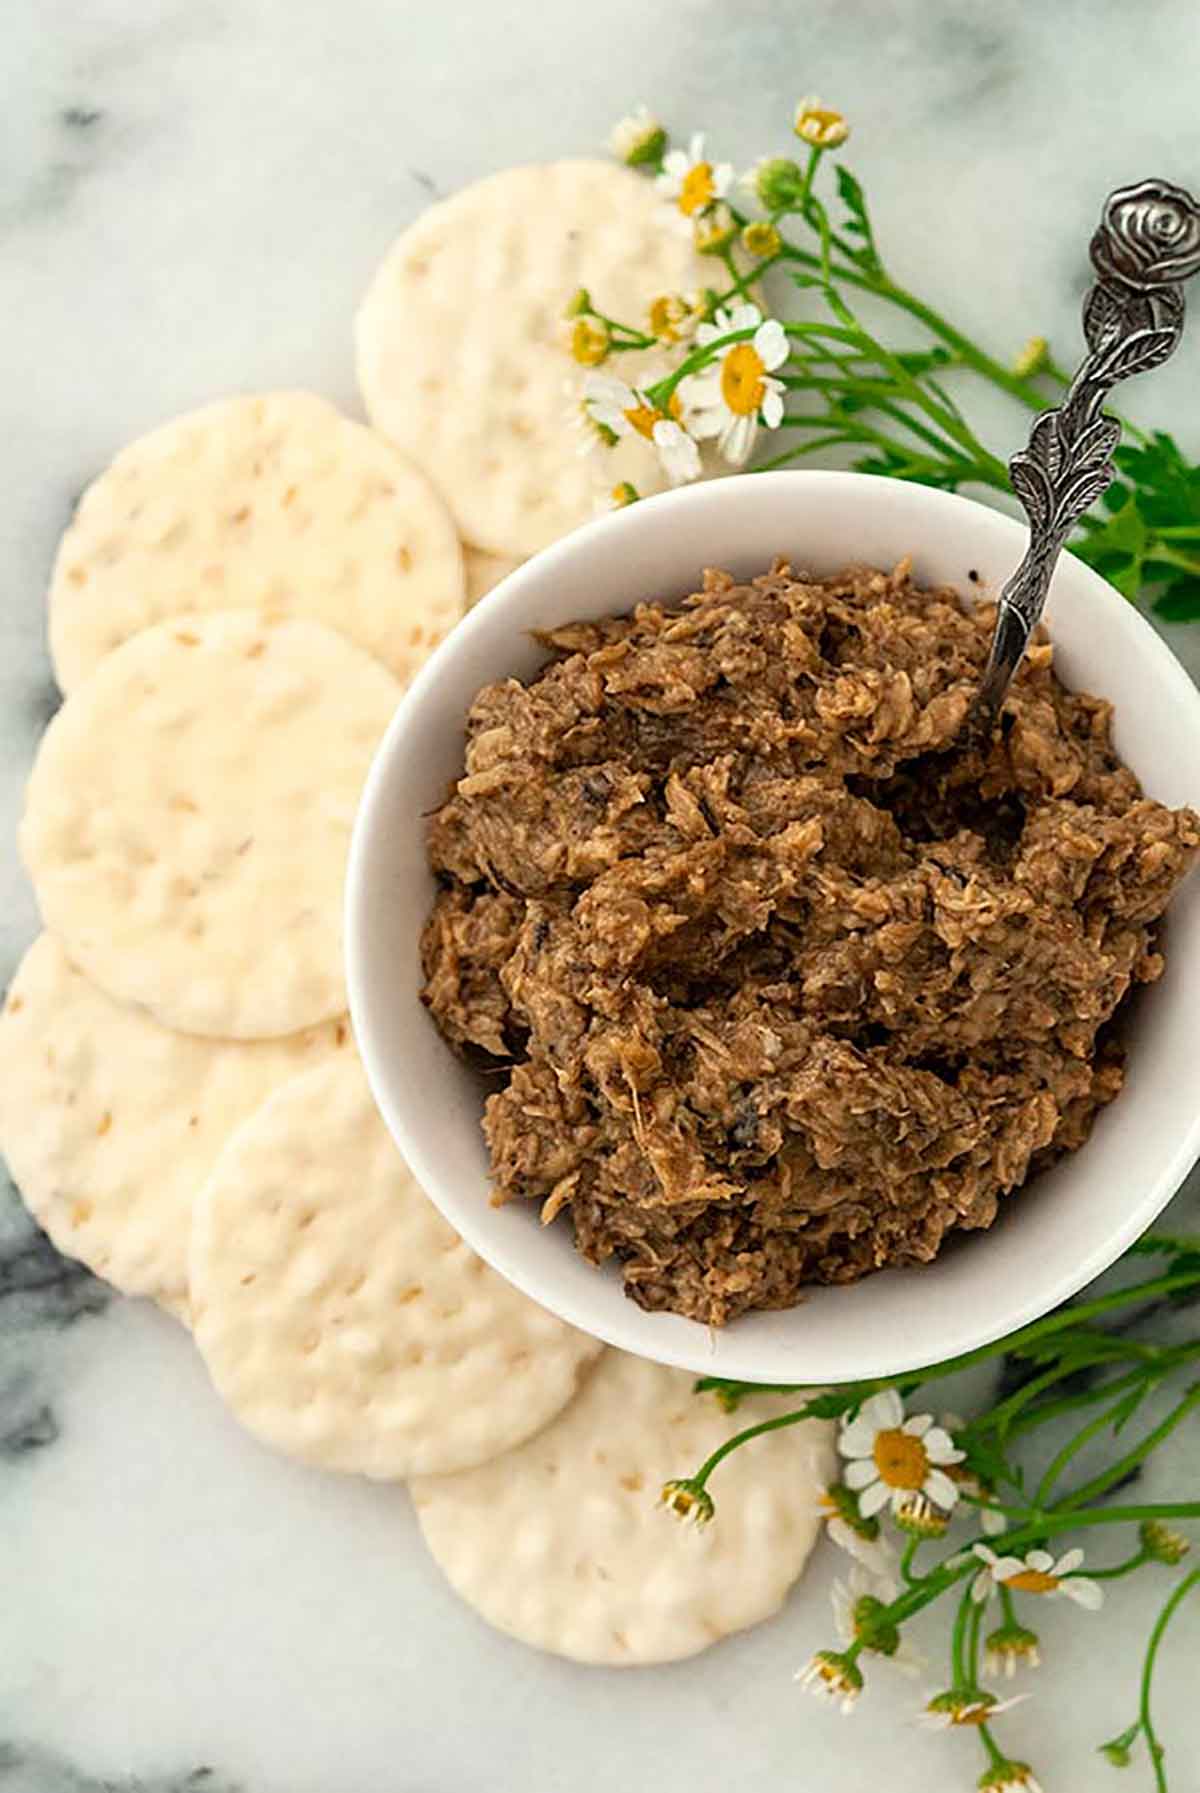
[3,3,1200,1790]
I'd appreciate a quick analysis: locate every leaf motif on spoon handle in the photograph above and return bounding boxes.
[974,178,1200,725]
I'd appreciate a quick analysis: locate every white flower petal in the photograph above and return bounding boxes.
[835,1416,879,1459]
[682,406,724,443]
[843,1457,878,1491]
[652,419,701,486]
[923,1468,959,1510]
[760,385,784,429]
[678,369,723,405]
[862,1389,905,1433]
[712,162,735,198]
[857,1478,891,1519]
[719,410,757,465]
[922,1428,966,1466]
[727,300,763,334]
[901,1413,933,1438]
[687,131,705,162]
[970,1570,994,1604]
[826,1517,898,1587]
[1062,1575,1104,1611]
[989,1557,1026,1582]
[754,317,789,369]
[1025,1550,1055,1574]
[1054,1548,1085,1576]
[980,1505,1008,1537]
[973,1544,1000,1568]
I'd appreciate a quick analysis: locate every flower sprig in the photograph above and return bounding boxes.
[662,1231,1200,1790]
[582,102,1200,618]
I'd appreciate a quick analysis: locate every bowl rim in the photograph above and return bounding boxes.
[346,468,1200,1380]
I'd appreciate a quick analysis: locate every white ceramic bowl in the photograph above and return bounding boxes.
[346,471,1200,1383]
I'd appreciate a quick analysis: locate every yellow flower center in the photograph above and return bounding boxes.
[872,1427,930,1490]
[679,162,716,216]
[622,392,681,438]
[952,1702,991,1728]
[1004,1568,1060,1594]
[797,106,847,146]
[720,343,769,417]
[623,403,664,440]
[570,318,609,367]
[649,294,688,342]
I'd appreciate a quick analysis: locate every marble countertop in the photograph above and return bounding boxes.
[3,3,1199,1789]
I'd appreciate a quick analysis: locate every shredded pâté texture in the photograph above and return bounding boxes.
[420,562,1198,1326]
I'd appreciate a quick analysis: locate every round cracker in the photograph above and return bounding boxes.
[463,547,523,609]
[356,161,709,556]
[20,612,399,1039]
[0,935,351,1311]
[49,392,466,692]
[189,1053,602,1479]
[413,1352,834,1664]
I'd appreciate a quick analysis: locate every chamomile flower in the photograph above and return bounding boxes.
[894,1492,950,1539]
[796,1650,863,1714]
[817,1484,900,1584]
[679,302,788,466]
[919,1688,1030,1731]
[971,1545,1103,1610]
[836,1388,965,1519]
[831,1566,924,1674]
[609,105,666,168]
[580,373,701,486]
[984,1620,1042,1679]
[608,481,640,510]
[656,132,734,231]
[646,292,695,344]
[660,1478,714,1526]
[568,316,610,367]
[978,1762,1043,1793]
[793,95,850,148]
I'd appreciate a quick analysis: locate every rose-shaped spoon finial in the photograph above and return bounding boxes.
[973,177,1200,726]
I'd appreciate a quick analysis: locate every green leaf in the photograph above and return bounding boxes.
[1153,578,1200,622]
[834,165,882,273]
[1110,1384,1150,1434]
[1098,495,1148,558]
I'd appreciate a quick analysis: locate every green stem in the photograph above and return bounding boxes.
[1089,1549,1152,1582]
[778,243,1054,411]
[754,431,866,467]
[688,1403,823,1490]
[1034,1387,1144,1507]
[1059,1385,1200,1512]
[965,1596,985,1686]
[796,144,822,209]
[950,1582,975,1683]
[1140,1567,1200,1793]
[900,1537,921,1586]
[998,1584,1019,1629]
[1146,545,1200,576]
[976,1722,1008,1771]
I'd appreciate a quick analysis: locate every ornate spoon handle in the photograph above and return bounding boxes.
[973,177,1200,725]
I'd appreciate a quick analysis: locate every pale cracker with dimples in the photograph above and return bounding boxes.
[412,1350,835,1665]
[49,392,465,692]
[20,611,400,1040]
[188,1052,602,1479]
[356,161,709,557]
[0,934,353,1317]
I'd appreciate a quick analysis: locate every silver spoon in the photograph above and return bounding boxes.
[972,177,1200,726]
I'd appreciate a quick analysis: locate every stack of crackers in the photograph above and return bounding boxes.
[0,162,831,1665]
